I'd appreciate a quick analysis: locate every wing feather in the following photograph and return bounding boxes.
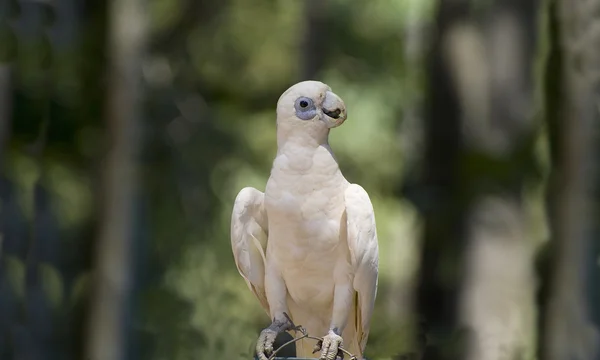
[344,184,379,352]
[231,187,270,316]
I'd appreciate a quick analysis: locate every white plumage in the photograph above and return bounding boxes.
[231,81,379,360]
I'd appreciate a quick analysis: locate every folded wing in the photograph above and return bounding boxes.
[344,184,379,352]
[231,187,270,316]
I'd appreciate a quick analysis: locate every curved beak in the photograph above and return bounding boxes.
[321,91,347,128]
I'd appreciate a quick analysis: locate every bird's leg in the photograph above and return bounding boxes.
[315,284,353,360]
[256,265,292,360]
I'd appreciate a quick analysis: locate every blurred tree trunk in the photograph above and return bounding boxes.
[410,1,469,357]
[0,52,13,360]
[0,65,10,160]
[456,0,540,358]
[389,0,427,326]
[300,0,328,80]
[411,0,540,359]
[84,0,147,359]
[537,0,600,358]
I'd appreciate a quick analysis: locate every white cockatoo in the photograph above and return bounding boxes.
[230,81,379,360]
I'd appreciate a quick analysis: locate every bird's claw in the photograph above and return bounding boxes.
[283,312,304,334]
[317,330,344,360]
[312,340,323,354]
[256,328,278,360]
[313,340,344,360]
[256,314,295,360]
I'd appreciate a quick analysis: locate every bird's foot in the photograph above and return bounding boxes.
[256,315,293,360]
[313,329,344,360]
[256,328,278,360]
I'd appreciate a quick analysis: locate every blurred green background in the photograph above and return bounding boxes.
[1,0,598,359]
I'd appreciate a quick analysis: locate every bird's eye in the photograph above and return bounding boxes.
[294,97,316,120]
[295,97,313,109]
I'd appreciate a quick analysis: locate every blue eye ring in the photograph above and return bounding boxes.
[294,97,317,120]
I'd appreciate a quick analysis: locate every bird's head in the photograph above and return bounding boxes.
[275,80,347,145]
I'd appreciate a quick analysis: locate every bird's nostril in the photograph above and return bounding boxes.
[323,108,342,119]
